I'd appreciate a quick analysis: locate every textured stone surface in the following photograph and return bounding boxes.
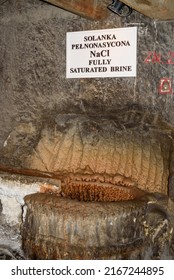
[0,205,25,259]
[121,0,174,20]
[22,193,174,259]
[26,111,172,200]
[0,173,61,259]
[44,0,174,20]
[0,106,172,201]
[0,220,25,260]
[0,173,60,224]
[0,0,174,260]
[0,0,174,155]
[0,173,60,206]
[0,2,173,149]
[43,0,109,20]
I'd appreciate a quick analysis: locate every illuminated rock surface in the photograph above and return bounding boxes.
[27,112,172,200]
[22,193,174,259]
[0,0,174,260]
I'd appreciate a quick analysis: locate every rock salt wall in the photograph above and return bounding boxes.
[1,0,174,259]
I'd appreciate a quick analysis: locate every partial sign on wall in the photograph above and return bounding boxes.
[159,78,172,94]
[66,27,137,78]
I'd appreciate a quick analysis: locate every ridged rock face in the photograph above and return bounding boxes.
[121,0,174,20]
[22,193,174,260]
[22,194,148,259]
[27,110,172,201]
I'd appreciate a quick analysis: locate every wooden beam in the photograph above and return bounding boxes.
[121,0,174,20]
[43,0,174,20]
[42,0,109,20]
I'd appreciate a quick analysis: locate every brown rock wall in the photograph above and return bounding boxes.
[26,112,172,199]
[22,193,147,259]
[22,193,174,259]
[0,0,174,260]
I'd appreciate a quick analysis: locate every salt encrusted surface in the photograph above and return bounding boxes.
[0,0,174,260]
[0,0,174,159]
[22,193,174,260]
[0,173,60,259]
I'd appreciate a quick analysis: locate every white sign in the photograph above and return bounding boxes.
[66,27,137,78]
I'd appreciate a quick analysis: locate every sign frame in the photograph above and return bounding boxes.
[66,27,137,79]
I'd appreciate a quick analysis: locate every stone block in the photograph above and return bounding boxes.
[22,193,174,259]
[22,193,147,259]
